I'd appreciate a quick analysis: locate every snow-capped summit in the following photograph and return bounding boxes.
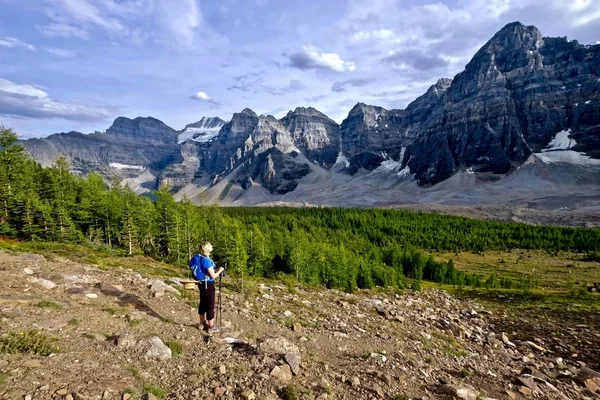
[178,117,226,144]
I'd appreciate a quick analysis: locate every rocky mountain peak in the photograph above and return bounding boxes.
[106,116,178,145]
[466,21,544,74]
[182,117,225,131]
[178,117,226,144]
[240,108,258,117]
[280,106,340,167]
[427,78,453,95]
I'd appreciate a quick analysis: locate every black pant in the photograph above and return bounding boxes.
[198,281,215,320]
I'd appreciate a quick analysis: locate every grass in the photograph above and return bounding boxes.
[165,340,183,358]
[277,386,298,400]
[0,330,59,356]
[68,318,80,326]
[460,368,472,378]
[0,237,186,279]
[144,384,168,399]
[37,300,62,309]
[435,249,600,292]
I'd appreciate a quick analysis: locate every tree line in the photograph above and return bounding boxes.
[1,127,597,292]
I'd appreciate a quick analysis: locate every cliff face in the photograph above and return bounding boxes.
[106,116,179,145]
[280,107,340,168]
[23,129,181,179]
[401,22,600,184]
[205,109,310,194]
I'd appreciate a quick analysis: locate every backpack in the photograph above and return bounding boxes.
[189,254,208,281]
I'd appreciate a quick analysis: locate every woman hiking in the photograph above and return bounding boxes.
[189,242,224,333]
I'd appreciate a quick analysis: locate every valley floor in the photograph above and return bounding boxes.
[1,251,599,400]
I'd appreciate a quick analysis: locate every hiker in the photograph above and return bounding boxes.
[189,242,225,332]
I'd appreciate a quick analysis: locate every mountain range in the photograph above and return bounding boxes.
[21,22,600,211]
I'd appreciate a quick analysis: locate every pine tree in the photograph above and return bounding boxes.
[0,127,30,236]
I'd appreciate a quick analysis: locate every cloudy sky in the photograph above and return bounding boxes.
[1,0,599,138]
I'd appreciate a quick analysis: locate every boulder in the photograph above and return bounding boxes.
[270,365,292,384]
[285,352,301,375]
[258,336,300,357]
[143,337,172,360]
[575,367,600,392]
[443,384,479,400]
[116,333,136,349]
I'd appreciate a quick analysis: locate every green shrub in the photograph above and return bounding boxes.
[277,386,298,400]
[166,340,183,357]
[144,385,167,398]
[37,300,62,309]
[0,330,59,356]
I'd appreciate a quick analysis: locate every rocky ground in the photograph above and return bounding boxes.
[1,251,599,400]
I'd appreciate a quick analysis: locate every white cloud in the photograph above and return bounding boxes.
[36,23,90,39]
[0,78,114,121]
[192,91,211,101]
[0,37,36,51]
[154,0,203,48]
[351,29,394,42]
[190,91,220,108]
[41,0,211,49]
[45,48,77,58]
[289,45,356,72]
[55,0,126,33]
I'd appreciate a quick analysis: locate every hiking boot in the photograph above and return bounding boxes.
[207,325,220,333]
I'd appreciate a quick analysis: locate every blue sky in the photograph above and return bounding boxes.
[1,0,599,138]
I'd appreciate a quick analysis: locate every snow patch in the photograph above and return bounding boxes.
[542,130,575,152]
[397,165,413,179]
[535,151,600,166]
[378,159,402,172]
[466,167,474,174]
[178,127,220,144]
[178,117,225,144]
[109,163,145,170]
[333,152,350,168]
[585,100,591,104]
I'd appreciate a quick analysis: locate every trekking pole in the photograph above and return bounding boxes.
[218,273,223,328]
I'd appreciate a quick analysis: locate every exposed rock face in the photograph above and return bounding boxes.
[339,103,408,173]
[206,109,310,194]
[23,130,181,178]
[280,107,340,167]
[106,116,179,145]
[402,22,600,184]
[156,142,202,191]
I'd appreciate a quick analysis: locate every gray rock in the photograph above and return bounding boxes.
[285,352,301,375]
[270,365,292,384]
[143,337,172,360]
[116,332,136,348]
[33,278,57,290]
[443,384,479,400]
[258,336,300,358]
[22,253,46,263]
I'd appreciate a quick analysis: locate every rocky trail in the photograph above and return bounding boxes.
[1,251,599,400]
